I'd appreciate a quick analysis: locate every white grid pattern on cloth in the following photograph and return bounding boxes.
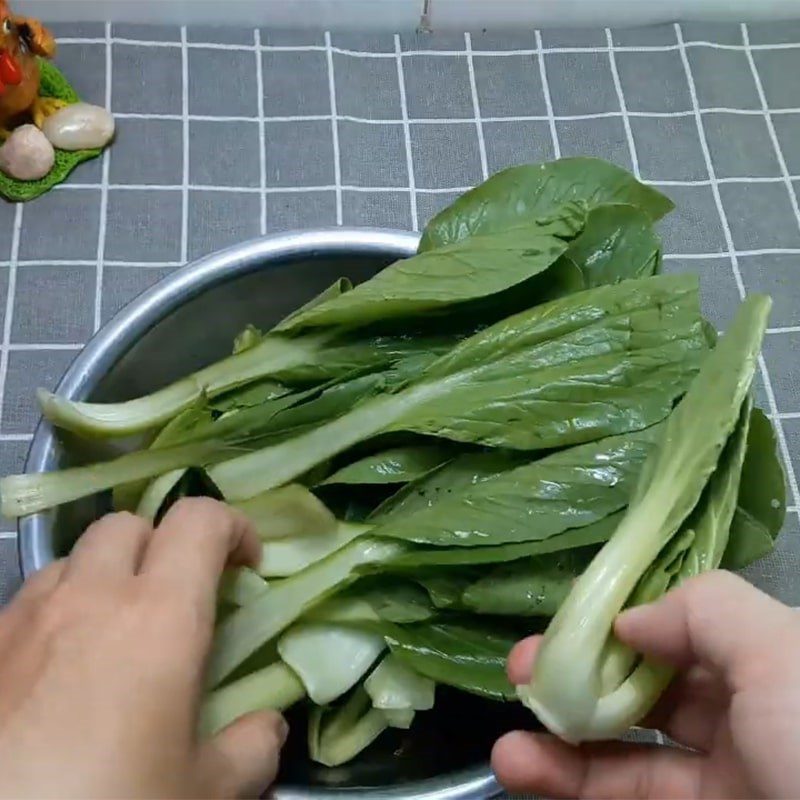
[325,31,343,226]
[464,32,489,181]
[394,33,419,231]
[180,26,190,264]
[54,35,800,55]
[534,30,560,159]
[0,204,23,433]
[0,26,798,609]
[254,28,268,235]
[676,21,800,514]
[93,21,112,334]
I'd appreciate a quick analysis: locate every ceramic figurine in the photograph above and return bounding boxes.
[0,0,62,136]
[0,0,115,201]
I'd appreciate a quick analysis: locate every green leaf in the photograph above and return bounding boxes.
[277,277,353,329]
[722,407,786,570]
[418,158,674,252]
[564,204,662,287]
[276,202,587,332]
[371,620,518,701]
[371,450,525,521]
[373,427,660,547]
[383,513,625,569]
[308,580,435,625]
[462,547,599,617]
[0,59,103,203]
[321,445,456,486]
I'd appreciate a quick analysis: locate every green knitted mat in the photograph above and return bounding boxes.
[0,58,105,203]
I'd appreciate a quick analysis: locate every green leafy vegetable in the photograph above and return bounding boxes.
[722,407,787,569]
[234,484,336,541]
[418,157,674,252]
[519,294,771,744]
[462,547,598,617]
[207,275,706,503]
[0,156,786,769]
[372,620,517,701]
[276,202,587,332]
[320,445,455,486]
[563,204,662,287]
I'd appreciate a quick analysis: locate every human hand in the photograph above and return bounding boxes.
[0,499,287,799]
[492,570,800,799]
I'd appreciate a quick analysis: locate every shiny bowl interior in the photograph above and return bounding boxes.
[17,228,527,800]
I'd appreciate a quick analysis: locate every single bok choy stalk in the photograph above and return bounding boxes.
[518,294,771,744]
[37,332,331,438]
[200,661,305,736]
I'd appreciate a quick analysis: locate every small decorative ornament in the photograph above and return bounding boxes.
[0,0,114,202]
[42,102,115,151]
[0,123,54,179]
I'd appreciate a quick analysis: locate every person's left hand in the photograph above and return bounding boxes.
[0,498,287,799]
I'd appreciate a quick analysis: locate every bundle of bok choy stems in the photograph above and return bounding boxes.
[1,157,786,766]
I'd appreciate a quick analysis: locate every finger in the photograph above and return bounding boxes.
[8,558,67,608]
[141,498,260,618]
[507,635,542,686]
[642,666,727,752]
[64,512,153,580]
[614,570,797,690]
[200,710,288,799]
[491,730,702,799]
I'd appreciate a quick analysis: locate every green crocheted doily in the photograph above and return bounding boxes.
[0,58,106,203]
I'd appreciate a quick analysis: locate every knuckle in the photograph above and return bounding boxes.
[32,584,84,633]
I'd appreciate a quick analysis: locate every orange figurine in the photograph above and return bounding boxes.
[0,0,64,137]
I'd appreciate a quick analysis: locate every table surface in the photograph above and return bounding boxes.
[1,21,799,618]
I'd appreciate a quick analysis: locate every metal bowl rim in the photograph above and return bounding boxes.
[17,227,502,800]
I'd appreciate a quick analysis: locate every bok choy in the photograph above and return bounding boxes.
[1,156,786,769]
[519,294,771,743]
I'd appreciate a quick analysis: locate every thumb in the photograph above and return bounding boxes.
[614,570,798,690]
[199,710,288,799]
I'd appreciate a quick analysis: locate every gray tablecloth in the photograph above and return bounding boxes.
[1,20,799,614]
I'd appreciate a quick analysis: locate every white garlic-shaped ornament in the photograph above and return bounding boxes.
[42,102,115,151]
[0,124,55,181]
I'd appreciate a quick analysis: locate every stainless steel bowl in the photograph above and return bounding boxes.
[18,228,512,800]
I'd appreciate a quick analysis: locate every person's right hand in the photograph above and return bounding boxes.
[492,570,800,799]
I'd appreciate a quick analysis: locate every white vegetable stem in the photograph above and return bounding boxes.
[259,522,368,577]
[200,661,305,736]
[37,333,326,438]
[209,389,429,501]
[207,537,404,688]
[278,623,385,705]
[135,469,185,520]
[365,655,435,712]
[308,688,392,768]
